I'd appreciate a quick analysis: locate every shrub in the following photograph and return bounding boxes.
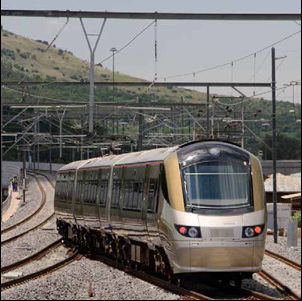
[20,52,31,59]
[1,48,16,60]
[293,212,301,228]
[58,49,64,56]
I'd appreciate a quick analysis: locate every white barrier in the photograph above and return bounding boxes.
[2,187,13,216]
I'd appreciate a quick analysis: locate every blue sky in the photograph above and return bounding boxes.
[1,0,301,102]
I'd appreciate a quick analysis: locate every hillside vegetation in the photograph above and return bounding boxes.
[1,27,301,160]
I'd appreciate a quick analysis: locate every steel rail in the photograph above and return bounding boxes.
[86,252,278,300]
[1,173,55,246]
[1,249,80,291]
[1,174,47,235]
[1,238,62,274]
[265,250,302,272]
[259,270,301,300]
[1,10,301,21]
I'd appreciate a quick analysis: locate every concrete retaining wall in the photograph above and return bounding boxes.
[262,160,301,176]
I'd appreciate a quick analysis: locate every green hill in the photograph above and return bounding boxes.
[1,27,301,161]
[1,28,206,103]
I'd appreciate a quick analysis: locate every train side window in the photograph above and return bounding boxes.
[111,180,121,208]
[100,180,108,206]
[123,180,143,211]
[148,179,159,213]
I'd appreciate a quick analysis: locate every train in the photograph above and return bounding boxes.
[55,140,267,286]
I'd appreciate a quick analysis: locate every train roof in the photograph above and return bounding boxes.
[58,146,178,172]
[58,140,250,173]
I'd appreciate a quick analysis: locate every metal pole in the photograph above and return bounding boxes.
[272,47,278,244]
[211,98,215,138]
[242,102,245,148]
[206,86,210,138]
[49,121,52,173]
[138,97,144,151]
[37,120,40,170]
[89,52,95,134]
[23,149,26,203]
[80,18,107,134]
[1,86,3,223]
[181,97,184,144]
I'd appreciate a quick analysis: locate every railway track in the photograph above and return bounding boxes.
[1,173,55,247]
[1,173,47,235]
[1,248,80,292]
[259,269,301,300]
[1,238,62,275]
[86,251,277,300]
[265,249,301,271]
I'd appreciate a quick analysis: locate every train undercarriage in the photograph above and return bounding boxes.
[57,219,253,288]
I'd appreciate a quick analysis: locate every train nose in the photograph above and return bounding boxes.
[189,215,254,271]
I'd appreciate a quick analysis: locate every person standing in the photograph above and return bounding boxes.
[11,176,18,192]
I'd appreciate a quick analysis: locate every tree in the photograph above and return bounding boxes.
[261,133,301,160]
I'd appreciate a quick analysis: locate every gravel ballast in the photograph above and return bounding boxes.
[1,257,180,300]
[266,235,301,264]
[1,176,42,231]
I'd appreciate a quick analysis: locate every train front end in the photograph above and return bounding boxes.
[160,141,267,281]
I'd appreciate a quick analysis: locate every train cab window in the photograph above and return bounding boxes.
[183,161,251,210]
[160,165,170,204]
[148,179,159,213]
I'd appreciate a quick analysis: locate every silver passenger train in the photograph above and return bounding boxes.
[55,141,267,285]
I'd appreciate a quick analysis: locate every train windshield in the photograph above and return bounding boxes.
[183,161,251,209]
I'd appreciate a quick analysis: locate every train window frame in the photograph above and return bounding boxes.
[181,160,255,215]
[99,180,108,207]
[111,180,122,209]
[147,179,159,214]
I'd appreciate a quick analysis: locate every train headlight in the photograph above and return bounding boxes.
[188,227,199,238]
[244,227,255,238]
[175,225,201,238]
[243,225,264,238]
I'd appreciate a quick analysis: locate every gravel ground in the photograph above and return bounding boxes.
[243,275,285,299]
[1,174,55,242]
[1,257,180,300]
[262,256,301,297]
[1,176,42,231]
[266,235,301,264]
[1,175,60,268]
[1,219,61,268]
[2,245,68,284]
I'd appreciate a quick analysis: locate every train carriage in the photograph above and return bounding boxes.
[55,140,267,285]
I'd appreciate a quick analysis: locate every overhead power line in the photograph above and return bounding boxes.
[100,20,156,65]
[159,30,301,80]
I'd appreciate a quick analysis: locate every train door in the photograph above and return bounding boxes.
[121,166,147,243]
[146,164,161,246]
[97,168,108,228]
[109,167,123,234]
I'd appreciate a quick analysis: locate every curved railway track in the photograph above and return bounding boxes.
[1,173,48,235]
[86,251,277,300]
[265,249,301,271]
[259,269,301,300]
[1,238,62,275]
[1,173,55,247]
[1,248,80,292]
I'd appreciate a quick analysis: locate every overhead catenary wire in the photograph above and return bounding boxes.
[46,18,70,51]
[159,30,301,80]
[99,20,156,65]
